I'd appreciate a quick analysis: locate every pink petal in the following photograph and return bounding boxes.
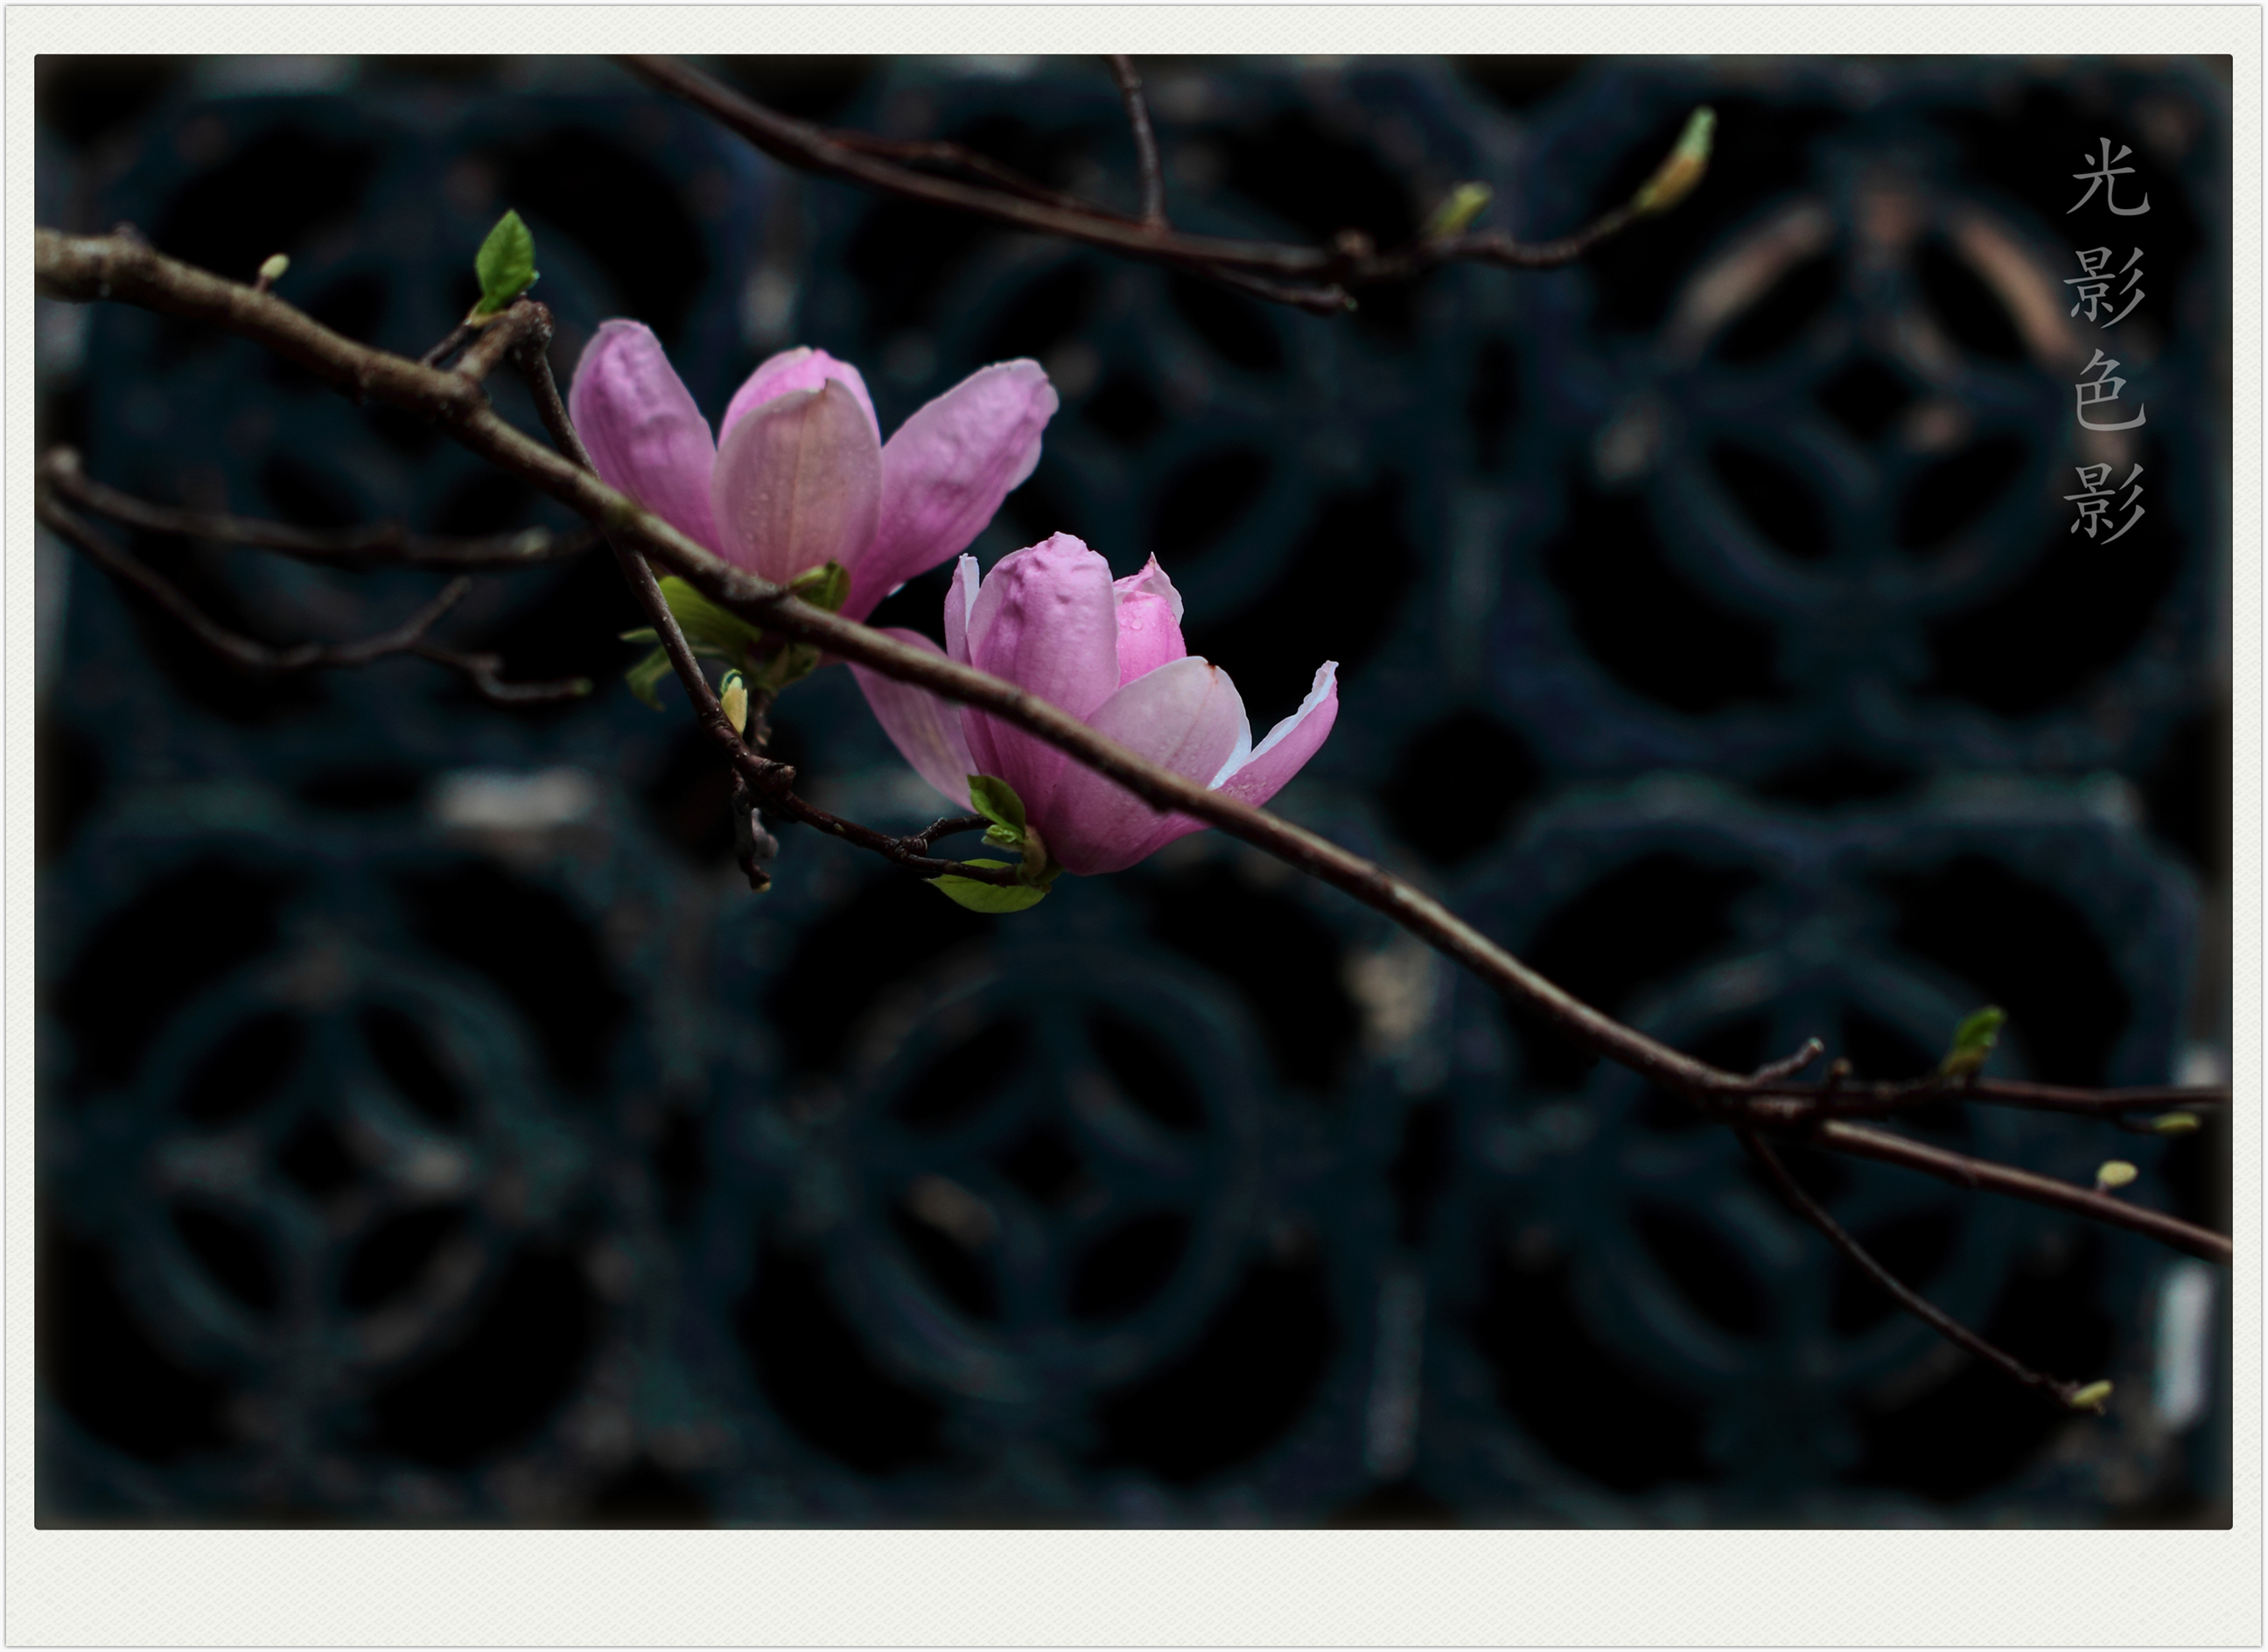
[961,534,1119,815]
[567,320,720,551]
[1216,662,1339,808]
[1111,572,1186,684]
[847,360,1060,621]
[849,628,976,810]
[718,346,880,448]
[943,554,980,666]
[710,381,884,584]
[1040,656,1250,876]
[1110,554,1185,622]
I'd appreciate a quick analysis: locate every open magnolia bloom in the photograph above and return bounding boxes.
[567,321,1058,622]
[852,534,1340,876]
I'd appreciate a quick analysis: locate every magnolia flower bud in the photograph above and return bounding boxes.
[852,536,1340,878]
[711,380,882,586]
[568,321,1057,632]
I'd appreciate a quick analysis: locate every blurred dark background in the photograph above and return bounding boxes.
[34,54,2230,1526]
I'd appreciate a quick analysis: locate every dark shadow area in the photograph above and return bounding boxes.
[365,1245,598,1467]
[1541,480,1788,715]
[1471,1240,1716,1494]
[738,1238,948,1476]
[1088,1250,1337,1485]
[1511,852,1761,1090]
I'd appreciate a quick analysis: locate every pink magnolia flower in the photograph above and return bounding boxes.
[851,534,1340,876]
[567,320,1058,621]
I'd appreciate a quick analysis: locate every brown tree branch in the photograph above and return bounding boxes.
[1108,55,1168,228]
[612,55,1690,314]
[37,225,2228,1280]
[1738,1130,2096,1409]
[36,447,595,570]
[1747,1073,2230,1124]
[827,128,1115,218]
[763,794,1017,882]
[33,488,588,705]
[1797,1118,2231,1266]
[902,814,991,854]
[1748,1037,1827,1084]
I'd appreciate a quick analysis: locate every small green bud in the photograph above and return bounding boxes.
[2094,1160,2138,1192]
[256,252,290,287]
[2067,1380,2113,1413]
[1631,106,1716,216]
[623,646,673,710]
[471,208,539,318]
[752,640,821,694]
[655,575,765,667]
[2150,1111,2202,1135]
[1425,181,1493,238]
[719,669,749,738]
[786,560,850,614]
[1939,1004,2006,1078]
[967,775,1028,844]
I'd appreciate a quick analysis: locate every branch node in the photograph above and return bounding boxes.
[1749,1037,1827,1084]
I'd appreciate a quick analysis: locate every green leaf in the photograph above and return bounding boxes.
[1938,1004,2007,1077]
[619,626,660,645]
[623,645,674,710]
[658,576,766,665]
[967,774,1027,844]
[1425,181,1493,238]
[471,209,539,316]
[787,561,851,614]
[929,858,1050,914]
[752,640,820,695]
[1630,106,1715,216]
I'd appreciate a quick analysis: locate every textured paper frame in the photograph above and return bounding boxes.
[9,7,2258,1644]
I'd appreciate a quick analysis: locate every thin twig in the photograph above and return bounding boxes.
[419,318,483,368]
[410,641,592,705]
[613,55,1676,311]
[1739,1130,2090,1410]
[1108,55,1168,228]
[1782,1116,2231,1265]
[456,302,550,384]
[1748,1038,1826,1084]
[37,448,595,570]
[34,490,586,704]
[828,129,1114,218]
[503,312,786,797]
[36,225,2230,1284]
[766,794,1019,883]
[1748,1072,2230,1123]
[904,814,990,853]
